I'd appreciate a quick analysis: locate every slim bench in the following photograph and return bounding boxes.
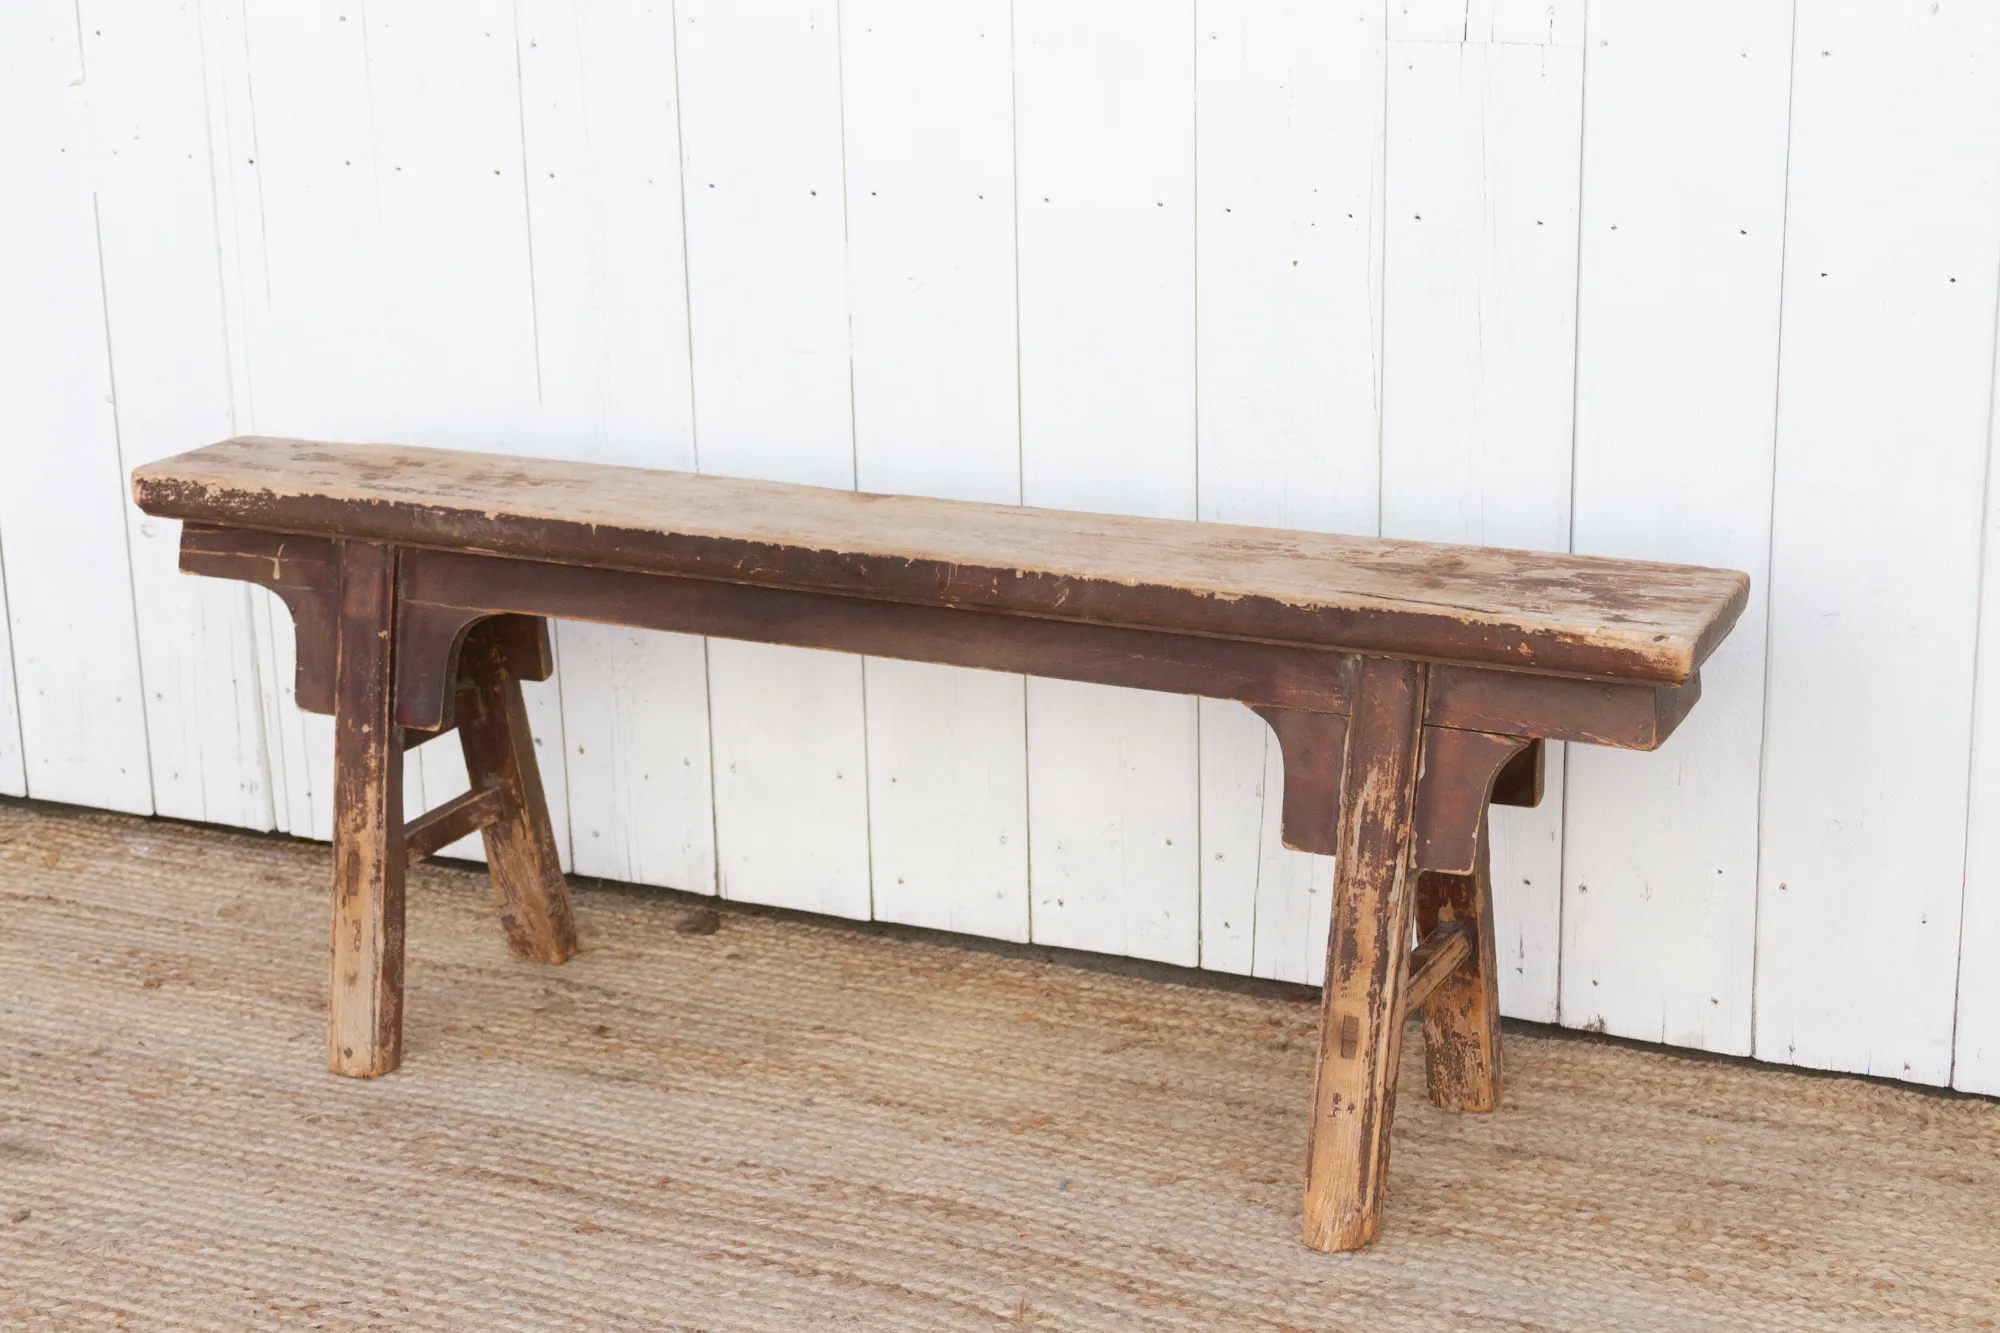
[133,436,1747,1252]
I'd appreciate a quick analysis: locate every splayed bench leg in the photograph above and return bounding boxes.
[1302,658,1427,1252]
[454,620,578,965]
[329,541,407,1078]
[1415,821,1503,1112]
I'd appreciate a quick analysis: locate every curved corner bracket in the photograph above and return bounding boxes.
[394,601,490,731]
[1249,705,1350,857]
[394,602,553,731]
[1412,728,1533,875]
[177,525,341,715]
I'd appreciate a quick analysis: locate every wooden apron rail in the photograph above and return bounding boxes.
[134,436,1748,1253]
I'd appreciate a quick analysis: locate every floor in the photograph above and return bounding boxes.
[1,799,1995,1332]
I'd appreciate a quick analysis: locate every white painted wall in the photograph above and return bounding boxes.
[5,0,2000,1094]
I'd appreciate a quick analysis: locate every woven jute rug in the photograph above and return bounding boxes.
[1,800,1995,1331]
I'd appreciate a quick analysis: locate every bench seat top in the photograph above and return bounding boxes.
[134,437,1748,684]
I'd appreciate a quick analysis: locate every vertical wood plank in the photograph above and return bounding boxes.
[328,542,405,1077]
[1193,0,1384,982]
[1196,704,1278,975]
[1304,657,1425,1253]
[225,0,388,840]
[1561,0,1792,1055]
[1758,0,2000,1085]
[80,1,273,830]
[201,0,290,834]
[239,1,542,864]
[1955,294,2000,1096]
[358,1,560,858]
[677,0,872,918]
[557,625,716,894]
[0,0,153,815]
[1015,0,1201,966]
[842,0,1029,942]
[1379,10,1584,1021]
[514,0,709,889]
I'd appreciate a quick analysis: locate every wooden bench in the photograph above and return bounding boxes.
[132,436,1747,1252]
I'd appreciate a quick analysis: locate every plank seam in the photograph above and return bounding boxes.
[1748,0,1805,1065]
[0,527,25,792]
[89,191,159,817]
[509,0,545,405]
[1948,110,2000,1089]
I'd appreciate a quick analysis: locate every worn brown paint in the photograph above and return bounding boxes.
[1304,657,1428,1253]
[403,785,503,867]
[1401,924,1474,1019]
[328,541,405,1078]
[1415,821,1505,1113]
[1412,728,1534,875]
[397,548,1361,727]
[135,437,1749,682]
[180,524,342,715]
[136,438,1750,1253]
[1489,738,1544,808]
[1251,707,1350,857]
[1427,663,1700,750]
[453,621,579,965]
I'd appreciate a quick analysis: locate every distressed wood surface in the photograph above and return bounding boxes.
[1412,729,1533,876]
[453,621,579,965]
[1416,822,1504,1112]
[136,437,1749,684]
[403,785,502,866]
[19,0,2000,1112]
[1303,657,1427,1252]
[1250,707,1350,858]
[1402,925,1473,1020]
[328,541,406,1078]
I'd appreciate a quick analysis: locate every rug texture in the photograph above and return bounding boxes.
[1,800,1995,1331]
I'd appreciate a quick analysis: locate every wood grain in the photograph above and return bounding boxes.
[328,541,406,1077]
[1756,0,2000,1085]
[675,0,871,920]
[1561,0,1790,1060]
[1416,823,1504,1113]
[1412,728,1532,875]
[454,620,579,965]
[403,785,502,866]
[1402,925,1472,1019]
[1250,707,1350,858]
[840,0,1029,946]
[134,437,1749,684]
[1303,657,1427,1252]
[1014,0,1201,967]
[0,0,154,816]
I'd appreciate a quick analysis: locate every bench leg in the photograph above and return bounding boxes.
[1415,819,1503,1111]
[329,541,407,1077]
[1303,658,1427,1252]
[455,622,579,964]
